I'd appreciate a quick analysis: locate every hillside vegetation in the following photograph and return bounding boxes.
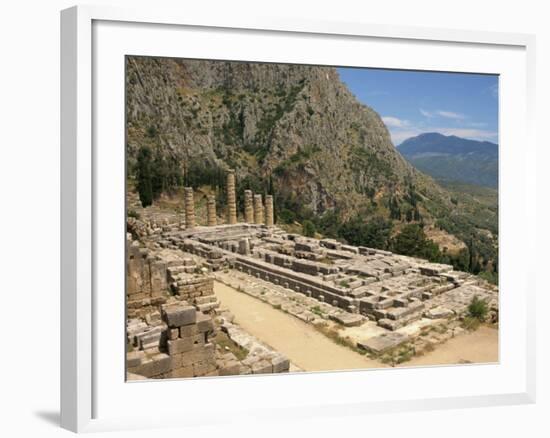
[126,57,498,283]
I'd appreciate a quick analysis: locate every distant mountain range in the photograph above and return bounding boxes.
[398,133,498,188]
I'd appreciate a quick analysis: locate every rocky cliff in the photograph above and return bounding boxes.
[126,56,497,270]
[126,57,448,220]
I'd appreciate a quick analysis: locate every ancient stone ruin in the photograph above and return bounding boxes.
[127,169,499,377]
[126,232,290,380]
[206,194,217,227]
[244,189,254,223]
[226,170,237,225]
[184,187,195,229]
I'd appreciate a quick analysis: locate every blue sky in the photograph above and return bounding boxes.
[337,67,499,146]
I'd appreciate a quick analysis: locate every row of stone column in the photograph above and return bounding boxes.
[244,190,273,226]
[182,169,274,229]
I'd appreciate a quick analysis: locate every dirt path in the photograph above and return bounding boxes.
[399,326,499,367]
[214,281,385,372]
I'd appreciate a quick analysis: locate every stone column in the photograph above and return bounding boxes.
[184,187,196,229]
[226,170,237,225]
[253,194,264,225]
[206,194,217,226]
[265,195,274,227]
[238,238,250,255]
[244,190,254,223]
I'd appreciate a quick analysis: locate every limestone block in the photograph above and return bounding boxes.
[377,298,395,309]
[218,361,241,376]
[167,337,194,355]
[193,359,217,376]
[271,355,290,373]
[129,353,171,378]
[145,311,161,325]
[196,312,214,333]
[251,359,273,374]
[126,350,146,368]
[386,301,424,321]
[179,324,199,338]
[171,343,215,369]
[165,365,194,379]
[168,328,179,340]
[357,332,409,354]
[162,305,197,327]
[425,307,455,319]
[329,312,364,327]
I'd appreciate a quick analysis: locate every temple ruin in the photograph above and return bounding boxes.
[126,169,499,379]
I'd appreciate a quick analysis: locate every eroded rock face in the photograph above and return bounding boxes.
[126,57,432,219]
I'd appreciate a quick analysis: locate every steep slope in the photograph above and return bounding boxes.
[126,57,497,272]
[398,133,498,188]
[127,57,442,219]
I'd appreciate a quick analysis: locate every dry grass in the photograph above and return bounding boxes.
[313,322,365,355]
[213,331,249,361]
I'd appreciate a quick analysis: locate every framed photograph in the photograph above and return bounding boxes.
[61,5,536,433]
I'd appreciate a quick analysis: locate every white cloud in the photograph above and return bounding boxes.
[420,108,466,120]
[420,108,434,118]
[436,110,466,120]
[382,116,410,128]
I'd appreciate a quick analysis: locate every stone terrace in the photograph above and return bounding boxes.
[146,223,498,334]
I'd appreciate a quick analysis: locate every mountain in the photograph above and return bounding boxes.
[398,133,498,188]
[126,56,422,220]
[126,57,497,270]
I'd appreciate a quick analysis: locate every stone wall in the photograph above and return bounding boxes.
[126,232,290,379]
[126,234,218,379]
[127,302,218,379]
[126,234,169,318]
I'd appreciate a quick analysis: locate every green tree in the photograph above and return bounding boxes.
[315,209,342,238]
[279,209,296,224]
[339,216,393,250]
[391,224,441,261]
[389,196,401,220]
[151,149,167,199]
[136,146,153,207]
[450,247,470,272]
[302,220,316,237]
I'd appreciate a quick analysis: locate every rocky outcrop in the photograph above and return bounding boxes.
[126,57,444,220]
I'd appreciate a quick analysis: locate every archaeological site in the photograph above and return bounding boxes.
[126,169,499,380]
[125,58,500,380]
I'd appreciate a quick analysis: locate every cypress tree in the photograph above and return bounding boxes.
[136,146,153,207]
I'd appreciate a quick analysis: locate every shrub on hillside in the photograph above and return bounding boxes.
[468,295,488,321]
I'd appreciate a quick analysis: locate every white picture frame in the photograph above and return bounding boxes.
[60,4,537,433]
